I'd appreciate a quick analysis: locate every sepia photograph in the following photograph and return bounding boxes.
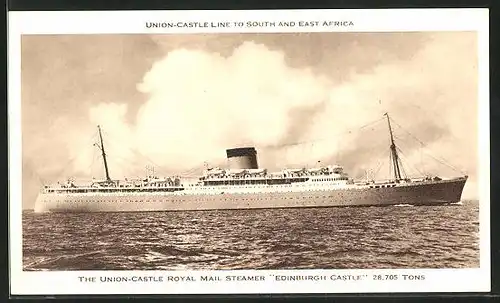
[20,30,481,273]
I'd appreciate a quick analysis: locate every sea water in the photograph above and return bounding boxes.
[22,200,479,270]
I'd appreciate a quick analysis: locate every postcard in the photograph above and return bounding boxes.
[8,8,490,295]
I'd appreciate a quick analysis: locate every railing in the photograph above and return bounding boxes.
[43,185,185,194]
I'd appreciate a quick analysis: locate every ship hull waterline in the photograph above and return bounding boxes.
[33,177,467,213]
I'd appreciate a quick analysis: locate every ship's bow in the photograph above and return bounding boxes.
[430,176,468,204]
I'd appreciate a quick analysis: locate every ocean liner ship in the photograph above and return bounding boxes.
[33,113,468,213]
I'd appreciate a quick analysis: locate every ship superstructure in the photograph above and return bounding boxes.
[34,114,468,213]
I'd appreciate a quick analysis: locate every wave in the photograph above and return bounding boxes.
[22,205,480,270]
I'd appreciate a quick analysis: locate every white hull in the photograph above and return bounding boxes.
[34,177,467,213]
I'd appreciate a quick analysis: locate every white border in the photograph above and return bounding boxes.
[8,9,490,295]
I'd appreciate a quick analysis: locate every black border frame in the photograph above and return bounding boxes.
[4,0,499,301]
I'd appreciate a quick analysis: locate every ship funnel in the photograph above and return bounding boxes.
[226,147,259,169]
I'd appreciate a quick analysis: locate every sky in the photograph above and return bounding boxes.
[21,32,479,209]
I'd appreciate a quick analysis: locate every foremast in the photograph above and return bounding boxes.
[384,113,403,182]
[96,125,112,182]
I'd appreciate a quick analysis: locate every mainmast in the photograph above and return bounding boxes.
[384,113,402,181]
[97,125,111,182]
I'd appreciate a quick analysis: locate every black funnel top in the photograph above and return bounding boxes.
[226,147,257,158]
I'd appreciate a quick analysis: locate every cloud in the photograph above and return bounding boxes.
[82,33,476,188]
[79,41,335,177]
